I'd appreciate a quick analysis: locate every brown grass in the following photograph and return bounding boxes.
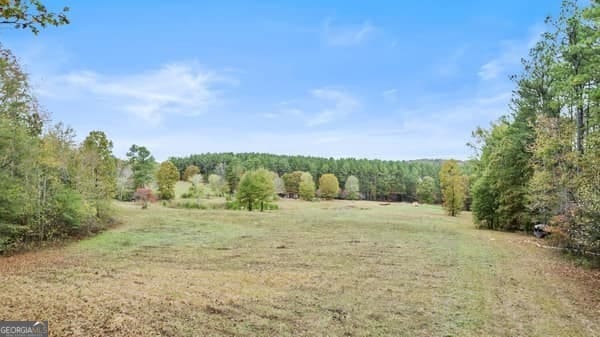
[1,200,598,336]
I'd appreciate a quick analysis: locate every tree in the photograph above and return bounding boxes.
[79,131,117,217]
[299,172,315,201]
[416,176,436,204]
[344,175,360,200]
[156,161,179,200]
[126,144,156,188]
[282,171,303,198]
[182,165,200,181]
[0,0,70,34]
[319,173,339,200]
[225,157,243,193]
[439,160,465,216]
[208,174,227,197]
[115,160,134,201]
[187,174,205,198]
[272,173,286,195]
[236,168,275,211]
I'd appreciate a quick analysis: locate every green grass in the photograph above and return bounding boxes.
[1,200,599,336]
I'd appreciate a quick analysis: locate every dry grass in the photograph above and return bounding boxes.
[1,200,599,336]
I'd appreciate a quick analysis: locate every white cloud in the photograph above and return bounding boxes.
[40,62,235,125]
[321,18,376,47]
[264,88,359,127]
[478,24,543,81]
[307,88,359,126]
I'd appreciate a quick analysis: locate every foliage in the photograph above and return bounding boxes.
[126,144,156,188]
[208,174,227,197]
[236,168,275,211]
[115,160,134,201]
[299,172,316,201]
[416,176,436,204]
[169,153,442,202]
[182,165,200,181]
[439,160,465,217]
[319,173,340,200]
[156,161,179,200]
[79,131,117,218]
[469,0,600,255]
[272,173,286,195]
[282,171,303,198]
[344,175,360,200]
[0,0,69,34]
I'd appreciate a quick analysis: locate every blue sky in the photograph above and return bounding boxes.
[1,0,562,160]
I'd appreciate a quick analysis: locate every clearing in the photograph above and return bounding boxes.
[1,200,599,337]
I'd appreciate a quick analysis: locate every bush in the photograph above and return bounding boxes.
[0,223,29,253]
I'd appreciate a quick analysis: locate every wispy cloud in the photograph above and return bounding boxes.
[307,88,359,126]
[321,18,376,47]
[478,24,543,81]
[40,62,236,125]
[265,88,359,127]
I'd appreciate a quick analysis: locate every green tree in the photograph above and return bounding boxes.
[236,168,275,211]
[126,144,156,188]
[299,172,315,201]
[439,160,465,216]
[319,173,339,200]
[0,0,69,34]
[416,176,436,204]
[182,165,200,181]
[225,157,243,193]
[344,175,360,200]
[156,161,179,200]
[282,171,303,198]
[79,131,117,217]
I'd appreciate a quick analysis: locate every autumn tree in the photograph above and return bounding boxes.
[236,168,275,211]
[319,173,340,200]
[156,161,179,200]
[299,172,316,201]
[182,165,200,181]
[439,160,465,216]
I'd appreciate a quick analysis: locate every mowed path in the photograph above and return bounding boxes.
[1,201,599,337]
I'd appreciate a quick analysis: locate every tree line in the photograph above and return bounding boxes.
[0,45,117,252]
[169,153,445,202]
[470,0,599,255]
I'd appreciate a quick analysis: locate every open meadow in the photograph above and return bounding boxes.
[1,200,599,337]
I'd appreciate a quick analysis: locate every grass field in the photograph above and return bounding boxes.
[1,200,599,336]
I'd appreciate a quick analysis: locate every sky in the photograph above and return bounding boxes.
[1,0,563,161]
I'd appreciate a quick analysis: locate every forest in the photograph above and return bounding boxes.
[169,153,444,202]
[469,1,600,255]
